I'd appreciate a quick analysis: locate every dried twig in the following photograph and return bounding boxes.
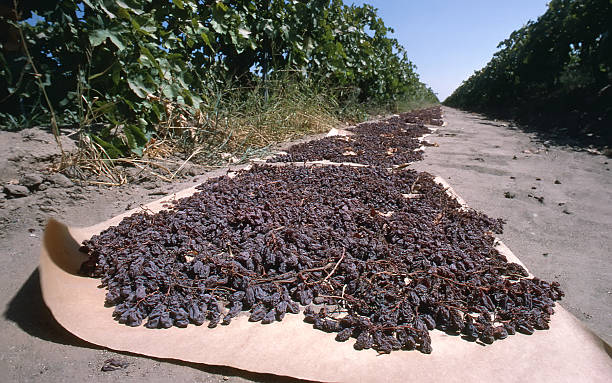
[323,248,346,284]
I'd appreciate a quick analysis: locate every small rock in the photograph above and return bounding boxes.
[46,173,74,188]
[179,163,199,177]
[504,192,515,199]
[4,184,31,198]
[142,182,157,190]
[528,194,544,203]
[554,180,561,184]
[20,173,44,189]
[101,358,129,372]
[38,183,48,191]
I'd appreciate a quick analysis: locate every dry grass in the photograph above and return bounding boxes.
[58,76,437,185]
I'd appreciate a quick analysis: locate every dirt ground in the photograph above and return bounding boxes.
[0,107,610,382]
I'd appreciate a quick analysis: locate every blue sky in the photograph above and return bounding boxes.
[350,0,550,101]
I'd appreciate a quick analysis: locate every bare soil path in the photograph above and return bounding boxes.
[0,107,610,381]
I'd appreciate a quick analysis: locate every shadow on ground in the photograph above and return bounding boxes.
[4,269,310,382]
[4,269,91,346]
[457,108,612,153]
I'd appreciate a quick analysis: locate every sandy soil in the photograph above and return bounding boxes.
[0,107,610,381]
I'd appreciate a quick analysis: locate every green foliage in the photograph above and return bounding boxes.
[0,0,437,156]
[445,0,611,141]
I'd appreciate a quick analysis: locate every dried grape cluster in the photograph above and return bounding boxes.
[268,111,435,167]
[80,163,563,354]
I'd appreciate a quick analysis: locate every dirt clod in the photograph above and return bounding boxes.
[20,173,44,190]
[4,184,31,198]
[101,358,129,372]
[46,173,74,188]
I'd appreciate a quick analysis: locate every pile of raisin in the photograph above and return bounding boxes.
[81,162,563,354]
[268,112,434,167]
[397,106,444,126]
